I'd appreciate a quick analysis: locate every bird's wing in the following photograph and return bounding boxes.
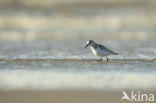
[98,44,117,54]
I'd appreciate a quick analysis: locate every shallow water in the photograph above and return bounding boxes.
[0,0,156,91]
[0,40,156,90]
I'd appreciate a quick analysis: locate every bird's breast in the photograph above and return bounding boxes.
[90,46,110,57]
[90,47,97,56]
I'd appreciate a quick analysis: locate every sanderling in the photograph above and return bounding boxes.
[85,40,118,62]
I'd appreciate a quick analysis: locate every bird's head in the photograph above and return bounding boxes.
[85,40,95,48]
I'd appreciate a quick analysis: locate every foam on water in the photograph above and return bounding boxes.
[0,69,156,91]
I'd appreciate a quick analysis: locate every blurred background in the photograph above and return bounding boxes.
[0,0,156,41]
[0,0,156,103]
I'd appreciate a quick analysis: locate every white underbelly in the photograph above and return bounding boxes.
[90,47,110,57]
[90,47,97,55]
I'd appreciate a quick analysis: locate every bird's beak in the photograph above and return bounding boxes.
[85,44,89,48]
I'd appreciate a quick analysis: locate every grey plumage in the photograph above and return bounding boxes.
[85,40,118,62]
[98,44,119,55]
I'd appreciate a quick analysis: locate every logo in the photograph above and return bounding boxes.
[121,91,155,102]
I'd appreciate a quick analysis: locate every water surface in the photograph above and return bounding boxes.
[0,0,156,91]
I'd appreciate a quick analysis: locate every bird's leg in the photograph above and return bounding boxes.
[97,57,103,62]
[101,57,103,61]
[106,56,109,62]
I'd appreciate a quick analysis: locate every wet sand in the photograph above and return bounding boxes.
[0,58,156,62]
[0,90,155,103]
